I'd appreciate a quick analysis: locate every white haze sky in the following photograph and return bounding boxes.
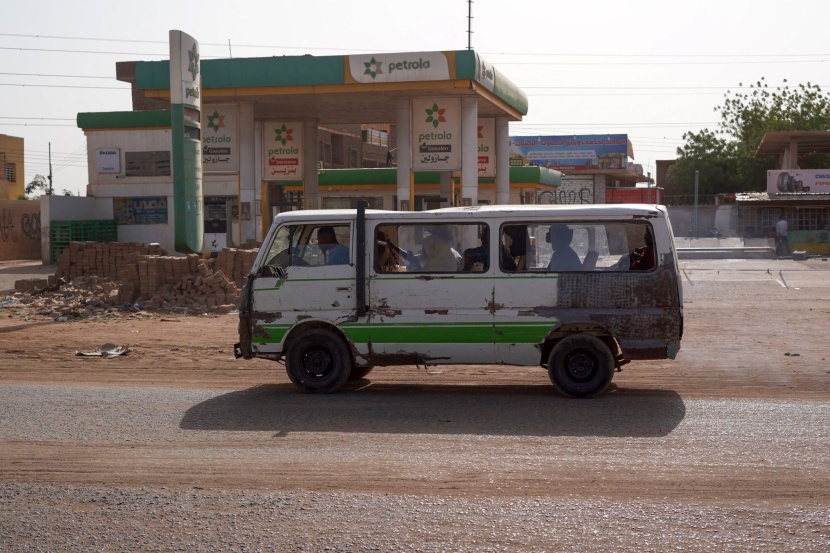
[2,0,828,196]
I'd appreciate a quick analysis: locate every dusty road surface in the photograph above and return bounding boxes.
[1,258,829,551]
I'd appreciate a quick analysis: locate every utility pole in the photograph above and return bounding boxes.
[467,0,474,50]
[48,142,53,195]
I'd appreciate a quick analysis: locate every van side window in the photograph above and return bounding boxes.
[374,223,487,273]
[264,224,351,269]
[501,221,656,272]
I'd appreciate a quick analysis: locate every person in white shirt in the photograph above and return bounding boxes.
[775,215,791,257]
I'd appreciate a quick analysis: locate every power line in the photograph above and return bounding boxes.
[0,72,114,79]
[0,83,128,90]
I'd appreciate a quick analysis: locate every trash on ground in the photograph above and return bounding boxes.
[75,343,131,358]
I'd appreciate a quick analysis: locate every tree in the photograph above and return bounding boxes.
[669,79,830,196]
[25,174,52,198]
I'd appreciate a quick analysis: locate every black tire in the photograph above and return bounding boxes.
[286,329,352,393]
[547,335,614,398]
[348,365,374,381]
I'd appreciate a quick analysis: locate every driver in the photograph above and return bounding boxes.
[317,226,350,265]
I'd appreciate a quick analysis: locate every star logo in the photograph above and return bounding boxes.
[206,111,225,132]
[274,124,294,146]
[187,43,200,81]
[478,125,484,139]
[363,57,383,79]
[424,103,446,129]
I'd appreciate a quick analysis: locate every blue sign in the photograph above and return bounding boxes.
[509,134,629,171]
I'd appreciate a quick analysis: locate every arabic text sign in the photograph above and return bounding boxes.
[114,196,169,225]
[477,118,495,178]
[411,97,461,171]
[509,134,629,170]
[201,104,239,173]
[263,121,303,181]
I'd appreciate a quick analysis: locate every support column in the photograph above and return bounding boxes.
[303,119,319,209]
[238,102,256,243]
[439,171,452,207]
[461,96,479,205]
[396,98,411,210]
[495,116,510,205]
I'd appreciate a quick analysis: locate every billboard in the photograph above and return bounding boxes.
[509,134,630,171]
[767,169,830,194]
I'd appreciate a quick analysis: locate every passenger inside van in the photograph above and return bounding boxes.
[463,228,516,272]
[421,229,460,272]
[546,224,582,271]
[629,228,656,270]
[317,226,350,265]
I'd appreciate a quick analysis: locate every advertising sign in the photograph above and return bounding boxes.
[475,54,495,92]
[169,30,201,108]
[348,52,450,84]
[263,121,303,181]
[96,148,121,173]
[411,97,461,171]
[201,104,239,173]
[509,134,629,171]
[169,29,203,254]
[114,197,169,225]
[477,118,496,177]
[767,169,830,194]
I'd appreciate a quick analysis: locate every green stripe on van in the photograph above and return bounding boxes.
[253,321,555,345]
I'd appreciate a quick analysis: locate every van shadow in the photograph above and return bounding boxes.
[180,382,686,438]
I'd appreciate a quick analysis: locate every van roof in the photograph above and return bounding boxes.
[274,204,666,222]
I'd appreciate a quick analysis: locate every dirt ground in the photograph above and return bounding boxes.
[1,257,830,551]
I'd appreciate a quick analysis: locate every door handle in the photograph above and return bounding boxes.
[336,287,352,292]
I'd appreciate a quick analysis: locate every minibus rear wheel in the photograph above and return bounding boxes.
[286,329,352,393]
[547,335,614,398]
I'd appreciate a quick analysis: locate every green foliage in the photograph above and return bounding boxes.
[25,174,51,198]
[670,79,830,195]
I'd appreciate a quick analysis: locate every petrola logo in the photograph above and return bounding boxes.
[187,43,200,80]
[424,103,446,129]
[274,124,294,146]
[363,57,383,79]
[206,110,225,132]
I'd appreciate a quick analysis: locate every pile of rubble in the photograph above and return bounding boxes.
[3,241,261,321]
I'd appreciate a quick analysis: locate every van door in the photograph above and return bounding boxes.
[350,221,496,365]
[250,222,355,355]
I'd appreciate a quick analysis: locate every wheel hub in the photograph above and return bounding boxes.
[567,352,596,381]
[303,350,332,377]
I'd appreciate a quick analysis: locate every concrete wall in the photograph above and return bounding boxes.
[667,205,737,237]
[1,134,26,200]
[0,199,41,261]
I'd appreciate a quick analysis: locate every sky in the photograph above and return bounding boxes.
[2,0,829,197]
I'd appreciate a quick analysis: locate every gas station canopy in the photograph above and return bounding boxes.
[126,50,528,124]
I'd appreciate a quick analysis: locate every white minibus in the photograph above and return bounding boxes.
[235,203,683,398]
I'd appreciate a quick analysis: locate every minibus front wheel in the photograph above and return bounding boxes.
[547,335,614,398]
[286,329,353,393]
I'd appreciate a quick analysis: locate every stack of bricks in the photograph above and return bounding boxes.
[53,241,240,311]
[56,241,167,281]
[215,247,260,287]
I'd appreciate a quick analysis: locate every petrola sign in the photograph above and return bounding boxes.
[263,121,304,181]
[349,52,450,84]
[411,97,461,171]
